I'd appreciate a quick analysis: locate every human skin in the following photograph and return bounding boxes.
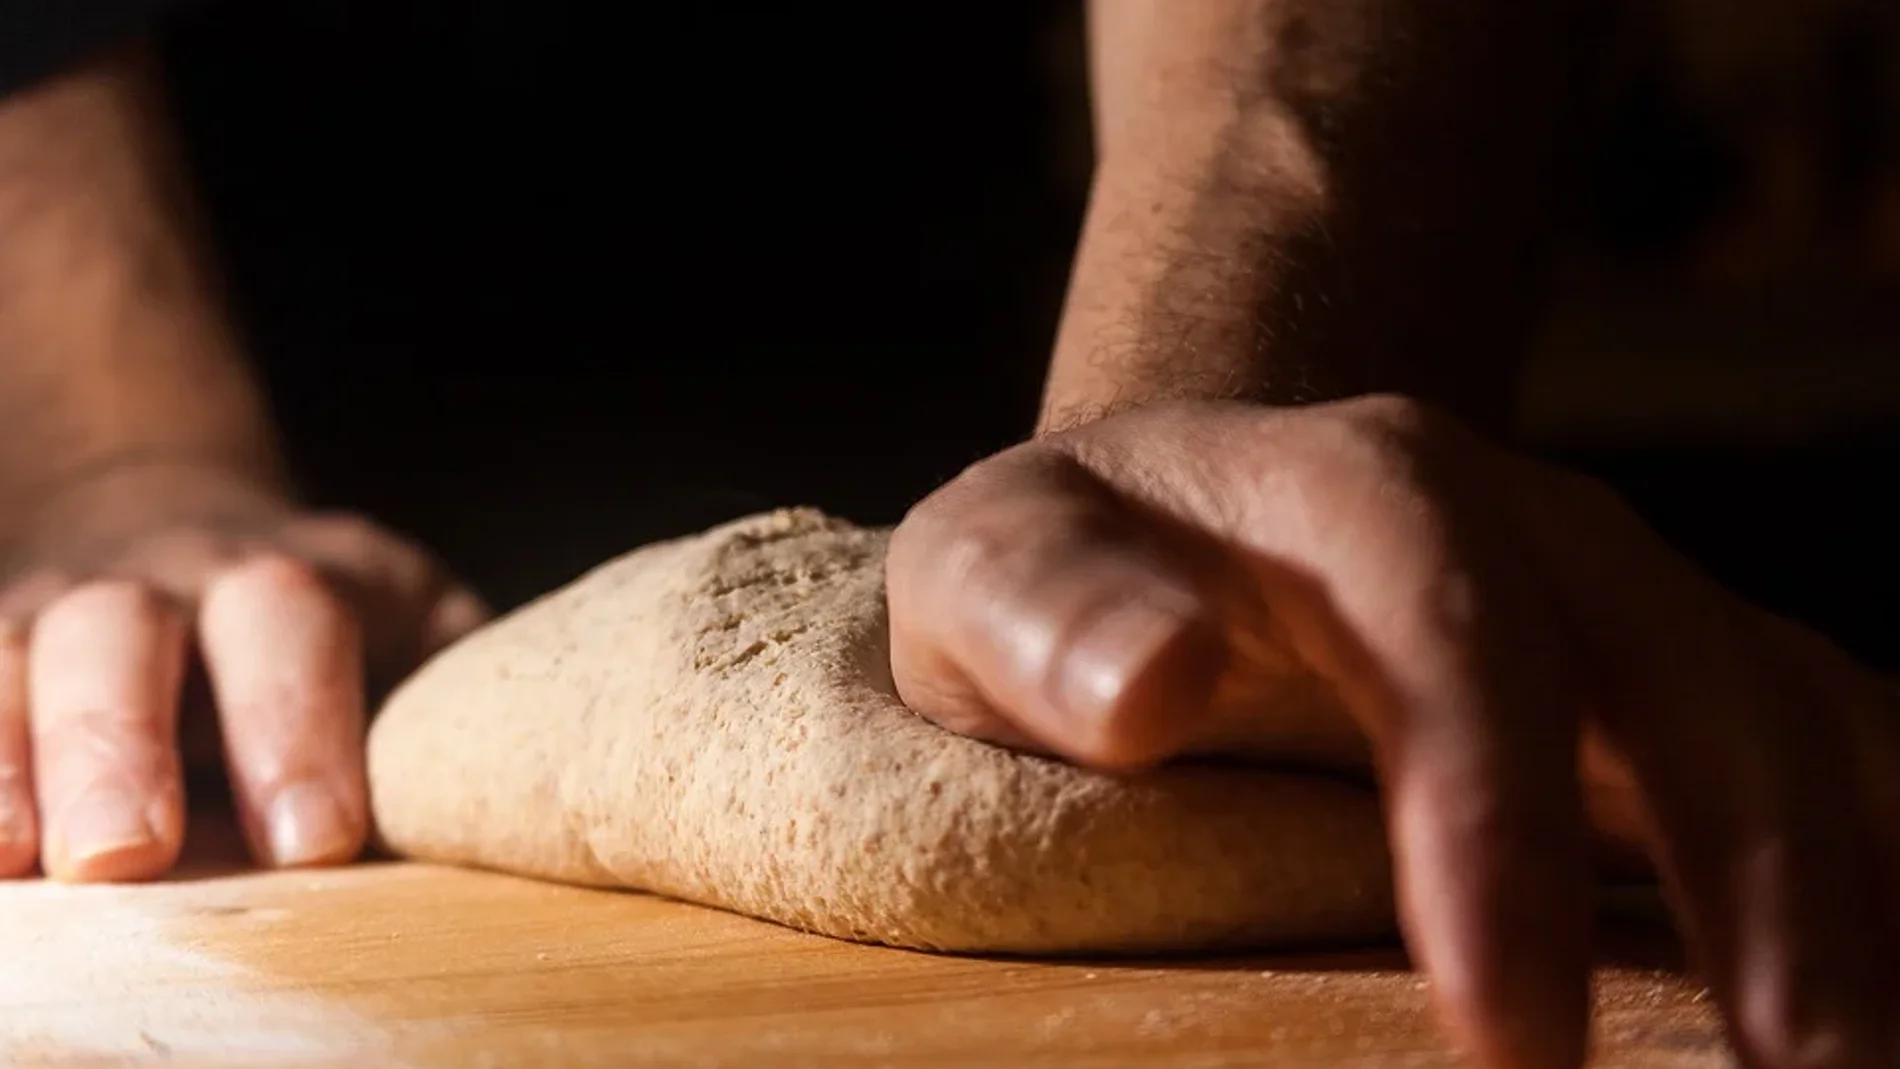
[0,12,1891,1069]
[1037,0,1603,434]
[888,4,1896,1069]
[0,45,485,885]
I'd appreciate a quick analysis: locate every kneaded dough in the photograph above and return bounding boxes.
[367,508,1395,955]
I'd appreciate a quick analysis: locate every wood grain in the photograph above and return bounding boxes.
[0,814,1728,1068]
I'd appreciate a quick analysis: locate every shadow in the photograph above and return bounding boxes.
[948,908,1686,979]
[960,944,1414,976]
[172,767,1688,978]
[847,878,1686,978]
[171,770,404,882]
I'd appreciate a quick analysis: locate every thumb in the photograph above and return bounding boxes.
[886,443,1227,769]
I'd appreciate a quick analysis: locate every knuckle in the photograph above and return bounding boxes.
[293,512,392,559]
[1325,393,1473,476]
[35,707,174,773]
[132,525,241,562]
[891,445,1122,617]
[896,453,999,535]
[422,587,491,642]
[936,518,1021,594]
[893,484,949,542]
[936,497,1106,594]
[124,531,246,587]
[0,568,71,632]
[1342,391,1439,434]
[0,566,70,601]
[892,470,1007,587]
[49,577,177,624]
[217,551,333,600]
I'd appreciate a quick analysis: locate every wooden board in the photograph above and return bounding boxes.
[0,813,1728,1068]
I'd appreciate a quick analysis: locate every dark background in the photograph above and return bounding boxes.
[158,1,1076,607]
[147,1,1897,667]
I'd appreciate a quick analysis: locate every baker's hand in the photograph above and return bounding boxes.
[0,469,487,883]
[887,397,1897,1069]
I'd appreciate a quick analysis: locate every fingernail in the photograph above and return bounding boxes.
[60,787,157,864]
[265,782,355,868]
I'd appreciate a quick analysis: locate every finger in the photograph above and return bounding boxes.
[199,554,368,870]
[1242,460,1595,1069]
[1769,624,1900,1065]
[1064,402,1594,1069]
[0,622,36,876]
[1768,625,1900,968]
[421,584,492,659]
[903,403,1593,1065]
[888,446,1228,769]
[28,581,189,882]
[1523,471,1894,1068]
[1374,615,1592,1069]
[1628,658,1890,1069]
[279,514,468,666]
[97,527,244,604]
[0,569,74,877]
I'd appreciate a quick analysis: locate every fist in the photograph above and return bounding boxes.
[888,397,1899,1069]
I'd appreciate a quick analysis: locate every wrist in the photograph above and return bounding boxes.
[1038,162,1333,435]
[1040,164,1525,435]
[0,44,292,554]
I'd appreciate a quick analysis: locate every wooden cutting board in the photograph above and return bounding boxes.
[0,813,1726,1068]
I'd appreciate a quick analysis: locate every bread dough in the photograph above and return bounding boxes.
[366,508,1394,955]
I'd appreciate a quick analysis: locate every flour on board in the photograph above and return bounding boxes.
[0,881,409,1067]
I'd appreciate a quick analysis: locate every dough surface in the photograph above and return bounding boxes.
[367,508,1395,955]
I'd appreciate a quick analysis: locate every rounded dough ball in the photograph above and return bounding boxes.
[368,508,1395,955]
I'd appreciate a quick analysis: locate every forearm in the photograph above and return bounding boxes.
[0,44,287,552]
[1041,0,1605,434]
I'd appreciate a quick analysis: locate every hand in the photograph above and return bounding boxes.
[887,397,1898,1069]
[0,467,487,883]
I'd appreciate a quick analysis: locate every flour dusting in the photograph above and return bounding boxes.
[0,882,413,1067]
